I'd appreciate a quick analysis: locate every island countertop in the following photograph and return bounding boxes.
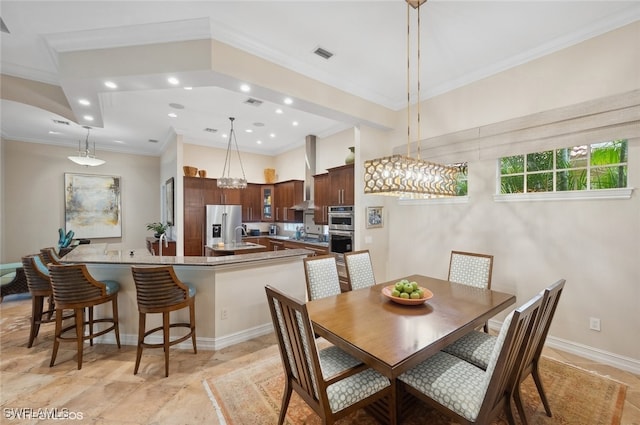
[61,243,311,266]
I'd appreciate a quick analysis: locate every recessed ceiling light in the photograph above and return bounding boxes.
[104,81,117,89]
[256,140,262,145]
[48,131,61,135]
[168,112,177,118]
[114,140,125,144]
[245,129,253,133]
[283,97,293,105]
[270,133,276,138]
[168,77,179,85]
[83,115,94,121]
[184,86,193,90]
[78,99,90,106]
[240,84,250,92]
[275,108,283,114]
[292,121,299,126]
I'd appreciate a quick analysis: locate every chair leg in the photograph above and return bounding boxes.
[28,295,45,348]
[278,381,293,425]
[88,306,94,346]
[134,312,145,375]
[163,311,170,377]
[75,308,84,370]
[531,361,552,417]
[190,301,197,354]
[111,296,121,348]
[504,396,517,425]
[49,309,63,367]
[45,295,55,321]
[514,385,529,425]
[483,321,489,333]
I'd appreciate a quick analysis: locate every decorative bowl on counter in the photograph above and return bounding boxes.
[183,166,198,177]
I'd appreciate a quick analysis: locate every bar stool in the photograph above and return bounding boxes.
[21,254,58,347]
[131,266,197,377]
[40,247,62,266]
[48,263,121,370]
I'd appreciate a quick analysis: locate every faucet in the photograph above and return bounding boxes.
[233,226,247,244]
[158,233,168,256]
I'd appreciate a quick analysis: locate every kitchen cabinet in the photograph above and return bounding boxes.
[146,237,176,256]
[268,239,285,251]
[184,177,205,256]
[203,178,241,205]
[261,185,274,222]
[313,173,329,224]
[328,164,354,205]
[274,180,304,223]
[282,240,328,256]
[241,183,262,222]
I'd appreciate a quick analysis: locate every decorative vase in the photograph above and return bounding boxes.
[345,146,355,164]
[154,232,164,239]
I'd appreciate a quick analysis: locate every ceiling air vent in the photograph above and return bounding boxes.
[204,128,217,133]
[313,47,334,60]
[244,98,263,107]
[52,119,70,126]
[148,139,159,143]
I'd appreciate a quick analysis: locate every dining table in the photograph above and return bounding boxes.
[306,273,516,424]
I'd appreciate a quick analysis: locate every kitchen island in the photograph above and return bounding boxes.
[61,244,311,350]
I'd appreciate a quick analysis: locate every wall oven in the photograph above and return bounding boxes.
[328,205,354,255]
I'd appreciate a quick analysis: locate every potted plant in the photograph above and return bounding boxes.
[146,222,169,239]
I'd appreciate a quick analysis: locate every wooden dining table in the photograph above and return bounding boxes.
[306,274,516,424]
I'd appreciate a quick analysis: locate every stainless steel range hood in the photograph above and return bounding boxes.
[291,135,316,210]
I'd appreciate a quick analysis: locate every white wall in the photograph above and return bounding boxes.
[1,140,160,262]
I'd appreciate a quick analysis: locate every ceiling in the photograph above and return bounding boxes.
[1,1,639,157]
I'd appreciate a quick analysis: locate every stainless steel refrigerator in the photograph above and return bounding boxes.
[205,205,242,246]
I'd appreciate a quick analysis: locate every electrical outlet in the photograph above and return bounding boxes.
[221,308,228,320]
[589,317,601,331]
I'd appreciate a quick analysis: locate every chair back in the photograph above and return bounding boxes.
[21,254,52,295]
[40,247,62,266]
[520,279,565,376]
[131,266,191,311]
[303,254,341,300]
[448,250,494,289]
[344,250,375,290]
[48,263,108,305]
[265,285,325,410]
[476,294,542,423]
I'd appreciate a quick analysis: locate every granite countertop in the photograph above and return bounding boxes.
[243,235,329,248]
[208,241,267,251]
[61,243,311,267]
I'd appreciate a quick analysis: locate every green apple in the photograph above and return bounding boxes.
[410,292,421,299]
[403,283,414,293]
[400,292,410,299]
[392,289,401,297]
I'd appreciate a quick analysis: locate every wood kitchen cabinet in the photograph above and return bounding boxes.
[146,237,176,256]
[313,173,329,224]
[274,180,303,223]
[184,177,205,256]
[241,183,262,222]
[203,178,241,205]
[328,164,354,205]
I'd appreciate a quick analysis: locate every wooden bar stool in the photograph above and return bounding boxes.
[131,266,197,377]
[21,254,59,347]
[48,264,121,370]
[40,247,62,266]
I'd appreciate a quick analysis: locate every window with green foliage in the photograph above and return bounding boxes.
[499,139,628,194]
[455,163,468,196]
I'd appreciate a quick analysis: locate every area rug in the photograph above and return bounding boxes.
[205,344,627,425]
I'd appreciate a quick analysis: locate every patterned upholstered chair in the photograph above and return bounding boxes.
[303,254,342,301]
[398,294,542,425]
[344,250,375,290]
[48,263,121,370]
[443,279,565,425]
[265,285,391,425]
[448,250,494,332]
[131,266,197,377]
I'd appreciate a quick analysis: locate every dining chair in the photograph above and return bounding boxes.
[303,254,342,301]
[131,266,197,377]
[344,250,375,290]
[448,250,494,332]
[265,285,391,425]
[398,293,543,425]
[443,279,565,425]
[48,263,121,370]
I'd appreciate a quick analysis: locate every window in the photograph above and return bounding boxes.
[499,139,628,194]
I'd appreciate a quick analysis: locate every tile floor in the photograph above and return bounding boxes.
[1,295,638,424]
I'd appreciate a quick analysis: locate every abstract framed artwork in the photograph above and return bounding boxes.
[366,206,383,229]
[165,177,175,226]
[64,173,122,238]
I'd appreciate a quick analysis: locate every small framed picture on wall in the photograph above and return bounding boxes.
[366,206,383,229]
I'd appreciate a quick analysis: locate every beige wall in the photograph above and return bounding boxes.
[1,140,159,262]
[380,22,640,364]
